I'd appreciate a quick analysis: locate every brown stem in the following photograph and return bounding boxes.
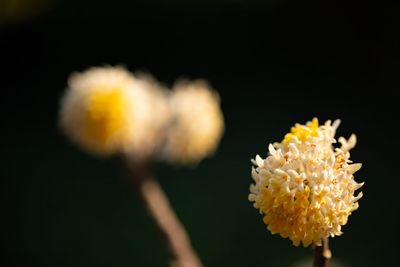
[313,237,332,267]
[124,160,203,267]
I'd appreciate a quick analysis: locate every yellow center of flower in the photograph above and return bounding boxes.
[83,87,126,149]
[282,118,319,144]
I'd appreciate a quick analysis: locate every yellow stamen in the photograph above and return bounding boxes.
[83,87,126,150]
[282,118,319,144]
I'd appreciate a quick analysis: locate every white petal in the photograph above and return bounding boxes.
[353,191,363,202]
[348,163,362,174]
[255,154,264,167]
[338,136,346,145]
[288,143,299,155]
[268,144,276,155]
[287,169,299,178]
[325,120,332,126]
[274,169,287,176]
[332,119,341,130]
[249,184,257,192]
[348,134,357,147]
[251,167,259,181]
[353,181,364,190]
[248,193,256,201]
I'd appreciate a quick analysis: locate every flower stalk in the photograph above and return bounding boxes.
[124,160,203,267]
[313,237,331,267]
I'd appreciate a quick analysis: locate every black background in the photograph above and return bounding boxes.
[1,1,399,266]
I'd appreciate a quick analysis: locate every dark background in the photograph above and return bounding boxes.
[1,1,399,266]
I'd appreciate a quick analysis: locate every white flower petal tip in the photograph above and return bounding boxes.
[353,192,363,202]
[248,193,256,202]
[347,163,362,174]
[353,182,364,190]
[348,134,357,146]
[332,119,341,130]
[268,144,277,155]
[255,155,264,167]
[339,134,357,152]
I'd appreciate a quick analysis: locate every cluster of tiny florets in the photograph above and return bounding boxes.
[249,118,363,247]
[163,80,224,164]
[59,66,224,164]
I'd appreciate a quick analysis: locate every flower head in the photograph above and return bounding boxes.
[59,66,170,159]
[162,80,224,164]
[249,118,363,247]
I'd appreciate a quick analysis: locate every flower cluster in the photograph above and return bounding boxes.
[59,66,224,164]
[163,80,224,164]
[249,118,363,247]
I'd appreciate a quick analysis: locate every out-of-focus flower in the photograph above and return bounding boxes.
[249,118,363,247]
[163,80,224,164]
[0,0,53,24]
[59,66,170,159]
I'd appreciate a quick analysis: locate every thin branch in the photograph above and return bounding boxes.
[124,160,203,267]
[313,237,332,267]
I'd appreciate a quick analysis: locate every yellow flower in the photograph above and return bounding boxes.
[282,117,319,144]
[162,80,224,164]
[249,118,363,247]
[59,66,170,158]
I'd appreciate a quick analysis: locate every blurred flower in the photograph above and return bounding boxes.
[0,0,53,24]
[162,80,224,164]
[249,118,363,247]
[59,66,170,159]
